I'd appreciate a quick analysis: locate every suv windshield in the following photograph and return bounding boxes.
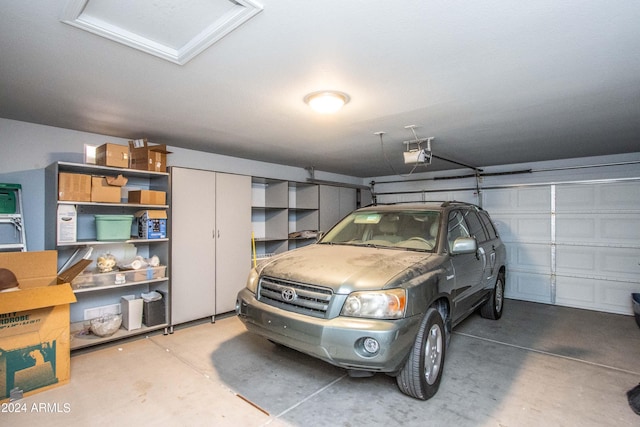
[320,210,440,251]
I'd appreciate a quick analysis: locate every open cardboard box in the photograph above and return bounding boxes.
[91,174,128,203]
[0,251,76,402]
[128,139,171,172]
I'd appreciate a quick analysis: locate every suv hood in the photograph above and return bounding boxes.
[258,244,432,294]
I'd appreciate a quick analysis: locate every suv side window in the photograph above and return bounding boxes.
[464,210,488,243]
[478,211,498,240]
[447,210,470,251]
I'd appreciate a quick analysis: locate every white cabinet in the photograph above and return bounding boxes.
[169,167,216,325]
[45,162,170,350]
[169,167,251,326]
[215,173,252,313]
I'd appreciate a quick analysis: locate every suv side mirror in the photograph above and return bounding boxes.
[451,237,477,255]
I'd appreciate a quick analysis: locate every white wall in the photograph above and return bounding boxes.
[0,118,363,250]
[0,118,363,185]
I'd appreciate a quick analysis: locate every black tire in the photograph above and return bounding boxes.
[480,271,505,320]
[396,308,446,400]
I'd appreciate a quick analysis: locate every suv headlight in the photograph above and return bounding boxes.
[246,268,259,294]
[341,289,406,319]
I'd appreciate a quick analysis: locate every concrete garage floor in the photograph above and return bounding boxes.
[5,299,640,426]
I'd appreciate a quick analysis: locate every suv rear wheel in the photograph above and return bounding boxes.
[480,271,505,320]
[396,307,445,400]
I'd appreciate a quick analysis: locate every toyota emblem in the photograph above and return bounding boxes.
[281,287,297,302]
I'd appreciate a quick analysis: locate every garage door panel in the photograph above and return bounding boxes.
[601,215,640,241]
[556,217,596,241]
[556,246,640,280]
[557,214,640,243]
[509,243,550,271]
[484,187,550,211]
[556,276,637,315]
[506,271,551,303]
[490,215,550,243]
[556,182,640,211]
[422,190,478,203]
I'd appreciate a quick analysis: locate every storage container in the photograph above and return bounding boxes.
[0,183,19,214]
[94,214,134,240]
[72,266,167,289]
[121,295,143,330]
[143,291,166,327]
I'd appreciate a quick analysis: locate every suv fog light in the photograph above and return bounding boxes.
[363,337,380,354]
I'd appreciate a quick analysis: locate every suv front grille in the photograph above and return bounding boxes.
[258,276,333,318]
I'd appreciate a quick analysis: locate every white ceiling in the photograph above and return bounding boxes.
[1,0,639,177]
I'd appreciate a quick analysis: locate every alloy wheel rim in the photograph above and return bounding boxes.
[424,324,443,385]
[495,279,504,312]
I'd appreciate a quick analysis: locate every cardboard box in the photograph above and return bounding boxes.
[96,143,129,168]
[91,176,125,203]
[135,210,167,239]
[128,139,171,172]
[120,295,143,331]
[0,251,76,402]
[128,190,166,205]
[58,173,91,202]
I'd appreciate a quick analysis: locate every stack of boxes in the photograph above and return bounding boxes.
[56,141,170,244]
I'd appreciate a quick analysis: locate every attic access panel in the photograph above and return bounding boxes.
[60,0,263,65]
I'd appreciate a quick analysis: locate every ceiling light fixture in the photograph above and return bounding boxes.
[304,91,350,114]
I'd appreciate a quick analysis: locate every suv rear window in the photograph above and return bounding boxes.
[463,210,489,243]
[478,211,498,240]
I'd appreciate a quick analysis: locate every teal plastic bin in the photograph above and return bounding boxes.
[0,183,20,214]
[95,215,134,240]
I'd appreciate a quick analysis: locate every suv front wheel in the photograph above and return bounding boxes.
[396,307,445,400]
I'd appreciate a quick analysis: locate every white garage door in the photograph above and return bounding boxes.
[484,180,640,315]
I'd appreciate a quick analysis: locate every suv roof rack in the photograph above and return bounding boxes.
[369,200,484,211]
[371,201,446,207]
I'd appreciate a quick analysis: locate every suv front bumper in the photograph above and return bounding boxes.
[236,288,421,373]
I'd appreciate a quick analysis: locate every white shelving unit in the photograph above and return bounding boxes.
[251,178,357,259]
[45,162,170,350]
[288,182,319,250]
[251,178,289,257]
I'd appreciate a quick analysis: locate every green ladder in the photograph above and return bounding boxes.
[0,183,27,251]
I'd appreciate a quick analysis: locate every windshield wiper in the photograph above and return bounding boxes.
[354,242,383,249]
